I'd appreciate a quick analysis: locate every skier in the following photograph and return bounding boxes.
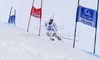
[45,18,61,41]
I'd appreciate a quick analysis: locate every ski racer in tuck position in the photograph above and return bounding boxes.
[45,18,61,41]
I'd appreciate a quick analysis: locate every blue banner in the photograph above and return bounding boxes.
[76,5,97,28]
[8,15,15,24]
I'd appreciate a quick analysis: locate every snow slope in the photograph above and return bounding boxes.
[0,22,100,60]
[0,0,100,55]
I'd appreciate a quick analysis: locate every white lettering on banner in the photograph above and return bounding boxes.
[34,11,40,15]
[81,14,93,20]
[81,9,93,21]
[83,9,91,16]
